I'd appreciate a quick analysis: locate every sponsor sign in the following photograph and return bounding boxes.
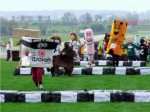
[21,37,58,67]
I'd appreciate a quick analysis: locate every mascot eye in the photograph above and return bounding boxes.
[44,43,48,47]
[37,43,42,48]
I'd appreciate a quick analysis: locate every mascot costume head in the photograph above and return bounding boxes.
[84,29,95,67]
[106,19,127,56]
[84,29,94,43]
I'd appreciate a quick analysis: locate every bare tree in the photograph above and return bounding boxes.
[79,13,93,25]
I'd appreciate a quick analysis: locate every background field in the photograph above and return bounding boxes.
[1,60,150,112]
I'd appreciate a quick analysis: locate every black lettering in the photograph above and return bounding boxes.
[31,57,51,62]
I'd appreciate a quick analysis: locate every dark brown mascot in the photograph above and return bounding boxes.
[51,42,77,76]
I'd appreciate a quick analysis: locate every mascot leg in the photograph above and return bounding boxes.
[51,67,55,77]
[112,54,119,67]
[65,67,73,76]
[54,65,59,77]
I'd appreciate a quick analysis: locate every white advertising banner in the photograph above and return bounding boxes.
[21,36,58,68]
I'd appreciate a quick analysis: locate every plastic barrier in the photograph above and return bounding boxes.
[74,61,146,67]
[13,67,150,75]
[1,90,150,103]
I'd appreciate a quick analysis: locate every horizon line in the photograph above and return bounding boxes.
[1,9,150,13]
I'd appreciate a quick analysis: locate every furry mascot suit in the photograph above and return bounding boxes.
[106,20,127,67]
[52,42,77,76]
[84,29,95,67]
[70,32,81,61]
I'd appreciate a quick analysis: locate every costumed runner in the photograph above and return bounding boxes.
[20,36,58,90]
[106,19,127,67]
[84,29,95,67]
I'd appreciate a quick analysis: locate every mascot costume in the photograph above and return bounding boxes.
[20,36,58,89]
[84,29,95,67]
[106,19,127,66]
[123,37,140,61]
[52,42,77,76]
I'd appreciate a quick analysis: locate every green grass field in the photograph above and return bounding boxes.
[1,59,150,112]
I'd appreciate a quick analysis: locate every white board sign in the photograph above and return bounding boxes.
[21,36,58,67]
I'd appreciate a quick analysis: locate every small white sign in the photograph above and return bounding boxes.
[94,92,110,102]
[132,61,141,66]
[98,61,107,65]
[115,67,126,75]
[80,61,88,66]
[25,93,41,103]
[135,92,150,102]
[92,67,103,74]
[72,68,82,75]
[61,92,77,102]
[20,68,31,74]
[0,94,5,102]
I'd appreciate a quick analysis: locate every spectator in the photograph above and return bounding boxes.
[69,32,80,61]
[80,42,85,61]
[6,41,12,61]
[139,38,148,61]
[98,46,102,60]
[148,43,150,63]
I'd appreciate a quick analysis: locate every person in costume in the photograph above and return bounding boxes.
[123,37,140,61]
[21,50,43,90]
[106,20,127,66]
[84,29,95,67]
[31,67,43,90]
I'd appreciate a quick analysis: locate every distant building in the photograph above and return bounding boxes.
[127,19,138,26]
[12,16,50,21]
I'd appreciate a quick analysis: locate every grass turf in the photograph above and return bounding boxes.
[1,102,150,112]
[1,59,150,112]
[1,60,150,91]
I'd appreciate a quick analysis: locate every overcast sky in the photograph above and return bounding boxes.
[0,0,150,12]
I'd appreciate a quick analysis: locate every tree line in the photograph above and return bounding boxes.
[1,12,150,37]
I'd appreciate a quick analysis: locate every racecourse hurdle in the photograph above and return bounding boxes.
[13,66,150,75]
[1,90,150,103]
